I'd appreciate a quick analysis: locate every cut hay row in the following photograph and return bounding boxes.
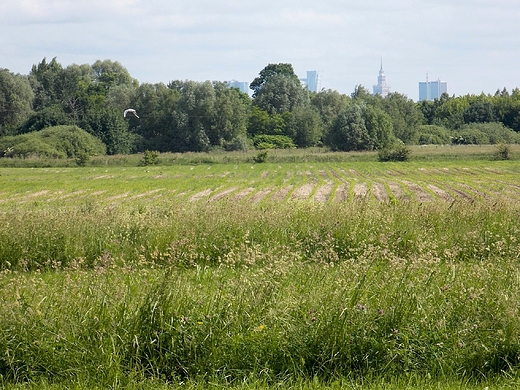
[1,164,519,208]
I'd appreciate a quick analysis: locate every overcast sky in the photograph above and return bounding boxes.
[2,0,519,100]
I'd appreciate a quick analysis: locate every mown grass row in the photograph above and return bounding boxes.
[1,199,520,388]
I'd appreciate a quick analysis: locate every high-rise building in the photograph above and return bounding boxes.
[373,59,390,97]
[226,80,249,94]
[419,75,447,101]
[300,71,321,92]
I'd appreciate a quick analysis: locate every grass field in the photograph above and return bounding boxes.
[1,145,520,389]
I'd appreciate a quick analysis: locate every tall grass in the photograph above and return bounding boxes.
[1,199,520,388]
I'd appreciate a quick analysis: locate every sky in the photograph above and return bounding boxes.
[2,0,520,101]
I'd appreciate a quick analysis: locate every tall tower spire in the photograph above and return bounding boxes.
[373,57,390,97]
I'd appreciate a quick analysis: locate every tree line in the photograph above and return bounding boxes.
[2,58,520,156]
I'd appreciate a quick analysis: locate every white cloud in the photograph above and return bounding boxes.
[1,0,520,99]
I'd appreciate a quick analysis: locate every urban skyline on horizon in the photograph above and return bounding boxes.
[228,61,448,101]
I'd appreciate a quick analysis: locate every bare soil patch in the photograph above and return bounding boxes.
[270,185,293,201]
[209,187,239,202]
[189,189,212,202]
[401,180,433,202]
[387,182,407,200]
[291,184,315,200]
[372,182,389,202]
[334,184,349,202]
[353,183,369,199]
[233,187,255,200]
[250,188,273,203]
[426,184,454,201]
[314,183,334,202]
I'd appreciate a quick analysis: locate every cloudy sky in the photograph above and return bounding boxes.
[2,0,519,100]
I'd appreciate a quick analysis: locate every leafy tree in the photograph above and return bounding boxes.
[29,57,64,110]
[310,89,350,130]
[131,82,180,151]
[253,73,308,115]
[59,63,95,122]
[250,63,300,98]
[381,92,423,144]
[463,100,496,124]
[325,104,371,151]
[432,94,469,129]
[209,82,250,145]
[170,80,215,152]
[363,105,395,150]
[247,106,286,137]
[91,59,136,92]
[351,85,380,106]
[284,107,323,147]
[0,69,34,135]
[82,107,133,154]
[22,104,72,133]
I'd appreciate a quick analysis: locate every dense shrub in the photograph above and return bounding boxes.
[494,143,512,160]
[139,150,160,166]
[378,143,411,162]
[0,125,106,158]
[415,125,451,145]
[253,134,295,149]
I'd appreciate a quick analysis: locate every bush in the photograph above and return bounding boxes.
[223,136,249,152]
[0,125,106,159]
[252,134,295,150]
[139,150,160,166]
[415,125,451,145]
[253,150,269,163]
[378,143,411,162]
[494,143,512,160]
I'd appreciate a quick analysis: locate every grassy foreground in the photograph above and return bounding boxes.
[1,195,520,388]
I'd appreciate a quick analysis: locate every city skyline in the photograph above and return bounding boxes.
[2,1,519,100]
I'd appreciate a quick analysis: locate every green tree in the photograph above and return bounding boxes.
[91,59,136,92]
[432,94,469,129]
[0,69,34,135]
[284,107,323,147]
[325,104,371,151]
[29,57,64,110]
[250,63,300,98]
[463,100,496,124]
[209,82,250,145]
[363,105,395,150]
[253,73,308,115]
[381,92,423,144]
[247,106,286,137]
[82,107,133,154]
[310,89,351,130]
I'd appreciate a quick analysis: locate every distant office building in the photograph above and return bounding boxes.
[300,70,321,92]
[227,80,249,94]
[373,59,390,97]
[419,75,447,101]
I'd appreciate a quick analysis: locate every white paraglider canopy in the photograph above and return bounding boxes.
[124,109,139,118]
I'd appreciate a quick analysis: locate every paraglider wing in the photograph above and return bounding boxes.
[124,109,139,118]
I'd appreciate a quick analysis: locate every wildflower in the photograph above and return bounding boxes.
[378,309,384,315]
[255,325,266,332]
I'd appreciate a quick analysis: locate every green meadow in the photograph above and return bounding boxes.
[1,146,520,389]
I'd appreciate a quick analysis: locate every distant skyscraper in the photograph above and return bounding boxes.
[300,71,321,92]
[226,80,249,94]
[373,59,390,97]
[419,75,447,101]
